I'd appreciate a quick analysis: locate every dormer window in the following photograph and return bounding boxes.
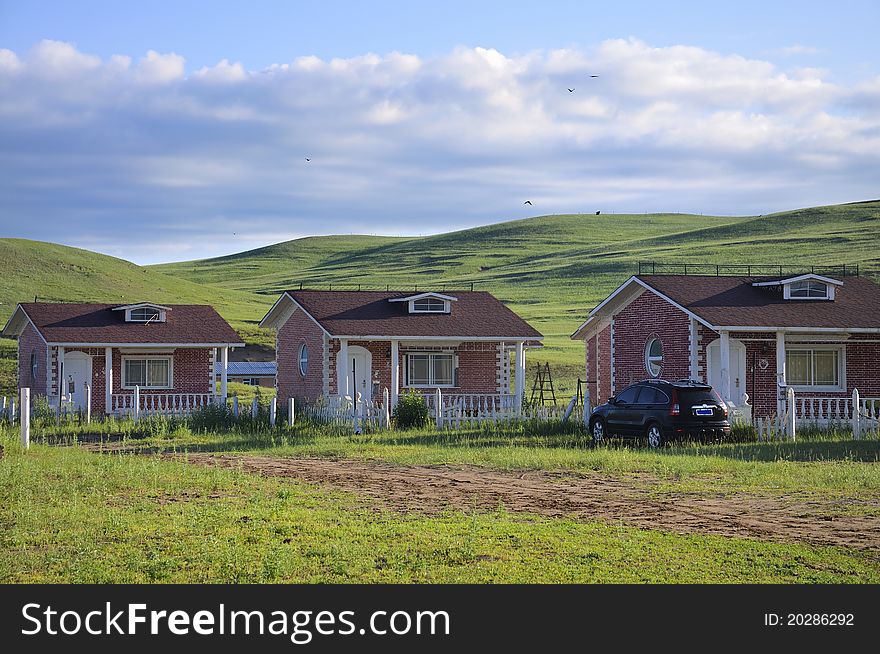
[412,298,448,313]
[129,307,162,322]
[113,303,170,323]
[389,292,456,314]
[752,274,840,301]
[788,280,829,299]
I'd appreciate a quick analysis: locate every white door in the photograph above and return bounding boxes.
[62,351,92,411]
[348,346,372,403]
[707,339,746,402]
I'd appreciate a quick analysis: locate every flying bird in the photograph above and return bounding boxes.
[595,211,601,215]
[568,88,575,92]
[589,75,599,78]
[305,158,311,162]
[524,200,532,205]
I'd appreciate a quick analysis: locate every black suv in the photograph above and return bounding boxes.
[588,379,731,447]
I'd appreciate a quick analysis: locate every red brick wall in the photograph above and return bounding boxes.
[613,291,690,389]
[17,321,48,396]
[277,308,326,405]
[597,324,612,403]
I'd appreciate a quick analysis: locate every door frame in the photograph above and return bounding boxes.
[347,346,372,403]
[62,350,92,410]
[706,338,747,402]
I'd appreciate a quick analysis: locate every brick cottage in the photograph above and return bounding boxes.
[259,290,543,413]
[572,272,880,418]
[2,302,244,414]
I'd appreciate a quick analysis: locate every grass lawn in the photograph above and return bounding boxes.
[1,435,878,583]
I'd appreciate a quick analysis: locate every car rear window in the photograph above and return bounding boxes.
[679,388,722,404]
[637,387,668,404]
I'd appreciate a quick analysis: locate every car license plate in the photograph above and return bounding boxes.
[695,407,714,416]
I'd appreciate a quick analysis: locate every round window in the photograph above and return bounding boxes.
[299,343,308,376]
[645,338,663,377]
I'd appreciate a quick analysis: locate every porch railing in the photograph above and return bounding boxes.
[111,392,214,416]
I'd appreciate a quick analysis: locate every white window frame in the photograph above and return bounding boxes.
[403,352,457,388]
[784,345,845,392]
[645,338,663,378]
[784,280,833,301]
[409,298,450,314]
[126,307,166,322]
[299,343,309,376]
[121,355,174,389]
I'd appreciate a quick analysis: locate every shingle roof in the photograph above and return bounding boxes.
[638,275,880,329]
[282,290,543,339]
[214,361,277,376]
[7,303,244,345]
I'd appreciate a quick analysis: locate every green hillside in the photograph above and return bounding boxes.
[2,201,879,398]
[155,200,880,397]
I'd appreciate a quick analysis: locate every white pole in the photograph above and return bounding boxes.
[1,396,6,419]
[20,388,30,450]
[719,330,731,404]
[251,396,258,418]
[134,385,140,422]
[435,388,443,430]
[105,347,113,416]
[85,382,91,424]
[786,386,796,440]
[390,339,399,408]
[270,397,277,427]
[383,387,390,429]
[514,341,524,415]
[338,339,349,397]
[852,388,861,440]
[288,397,295,425]
[220,346,229,401]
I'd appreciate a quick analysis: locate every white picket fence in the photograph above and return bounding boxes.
[755,388,879,440]
[300,392,390,431]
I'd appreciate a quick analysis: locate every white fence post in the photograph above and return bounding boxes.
[852,388,861,440]
[435,388,443,430]
[288,398,295,426]
[232,394,239,418]
[786,386,796,440]
[20,388,30,450]
[1,396,6,419]
[270,397,277,427]
[133,385,140,422]
[251,396,258,418]
[383,388,390,429]
[85,383,92,424]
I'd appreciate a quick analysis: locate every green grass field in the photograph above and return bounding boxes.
[2,430,878,583]
[2,200,879,399]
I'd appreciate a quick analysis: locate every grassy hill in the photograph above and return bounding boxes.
[2,200,879,398]
[155,200,880,397]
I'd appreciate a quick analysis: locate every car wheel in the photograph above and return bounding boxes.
[591,418,606,444]
[645,422,665,448]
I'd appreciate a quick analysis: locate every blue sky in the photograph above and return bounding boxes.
[1,1,879,263]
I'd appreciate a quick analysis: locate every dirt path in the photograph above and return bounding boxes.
[174,453,880,551]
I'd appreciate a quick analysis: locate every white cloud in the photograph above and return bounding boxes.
[0,39,877,263]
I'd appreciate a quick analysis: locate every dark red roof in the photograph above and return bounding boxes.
[638,275,880,329]
[285,290,543,339]
[11,303,243,345]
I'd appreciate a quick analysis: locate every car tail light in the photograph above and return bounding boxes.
[669,388,680,416]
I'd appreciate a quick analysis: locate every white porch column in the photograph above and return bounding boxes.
[719,331,731,404]
[688,318,699,382]
[57,346,65,417]
[776,330,787,416]
[390,339,400,407]
[220,346,229,401]
[104,347,113,414]
[338,338,349,396]
[514,341,525,414]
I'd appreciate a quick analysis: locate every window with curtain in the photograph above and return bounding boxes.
[785,348,842,388]
[405,353,455,386]
[123,357,172,388]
